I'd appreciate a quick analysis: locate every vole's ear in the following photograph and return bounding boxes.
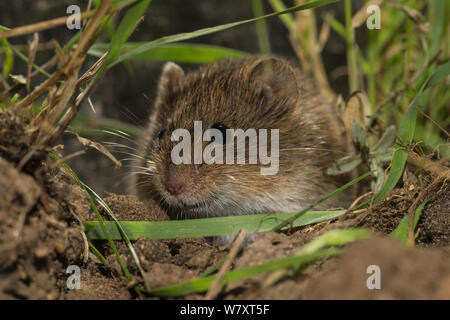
[150,62,184,125]
[157,62,184,100]
[247,57,298,100]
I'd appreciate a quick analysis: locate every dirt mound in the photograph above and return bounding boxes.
[300,237,450,300]
[0,157,87,299]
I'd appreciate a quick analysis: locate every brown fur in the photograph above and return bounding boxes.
[134,56,354,224]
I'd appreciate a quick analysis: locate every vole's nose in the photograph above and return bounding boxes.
[166,181,186,196]
[165,164,191,196]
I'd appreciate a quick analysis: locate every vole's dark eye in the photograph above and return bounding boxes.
[157,129,166,140]
[210,123,228,144]
[153,129,166,148]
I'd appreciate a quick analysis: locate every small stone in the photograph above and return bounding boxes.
[55,241,65,254]
[34,247,49,259]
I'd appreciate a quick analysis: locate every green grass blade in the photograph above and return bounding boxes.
[145,228,370,297]
[198,261,226,279]
[370,61,450,205]
[372,125,396,153]
[300,228,372,254]
[323,13,346,39]
[83,184,148,287]
[96,0,152,79]
[93,0,134,74]
[89,43,248,63]
[109,0,340,67]
[429,0,446,60]
[47,153,132,281]
[147,248,340,297]
[272,170,374,231]
[252,0,271,55]
[390,199,431,244]
[268,0,295,30]
[84,210,346,240]
[72,114,144,138]
[0,37,13,78]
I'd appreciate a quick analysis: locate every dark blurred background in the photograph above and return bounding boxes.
[1,0,357,195]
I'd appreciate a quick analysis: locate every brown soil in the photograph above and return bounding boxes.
[0,109,449,300]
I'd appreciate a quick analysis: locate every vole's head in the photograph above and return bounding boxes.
[135,56,351,218]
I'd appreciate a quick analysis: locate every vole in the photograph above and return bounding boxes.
[133,56,355,243]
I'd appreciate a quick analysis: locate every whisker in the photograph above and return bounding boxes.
[133,181,155,189]
[102,129,139,146]
[120,157,145,162]
[142,93,152,103]
[120,105,144,128]
[133,179,154,186]
[108,150,145,160]
[113,174,135,186]
[123,165,154,173]
[102,141,138,151]
[279,147,349,154]
[111,127,133,138]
